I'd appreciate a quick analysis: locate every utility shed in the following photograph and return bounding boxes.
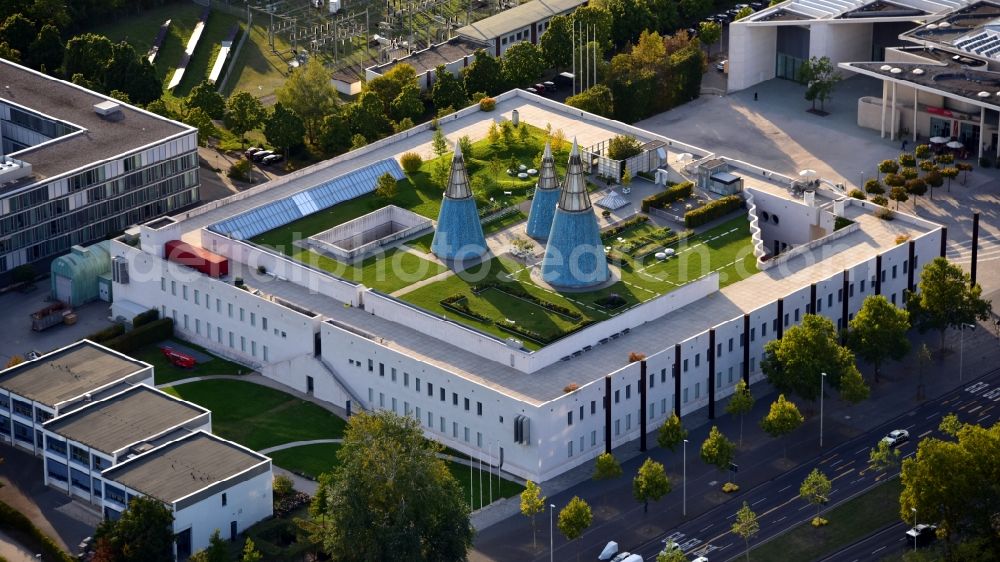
[50,241,111,306]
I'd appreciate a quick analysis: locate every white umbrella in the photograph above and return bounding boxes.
[799,169,817,179]
[929,136,948,144]
[947,141,964,149]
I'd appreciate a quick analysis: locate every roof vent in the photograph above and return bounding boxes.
[0,156,32,185]
[94,100,122,117]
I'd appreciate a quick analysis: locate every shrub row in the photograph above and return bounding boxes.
[440,296,495,325]
[104,318,174,353]
[86,323,125,343]
[600,214,650,242]
[684,195,743,228]
[132,308,159,328]
[471,282,582,320]
[0,500,74,562]
[273,491,311,518]
[641,181,694,212]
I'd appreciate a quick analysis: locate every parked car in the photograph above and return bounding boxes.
[610,552,633,562]
[716,60,728,72]
[534,83,547,93]
[906,524,938,547]
[543,80,556,90]
[750,1,767,9]
[714,12,732,23]
[244,147,263,158]
[525,87,538,94]
[882,429,910,448]
[686,27,698,37]
[261,153,284,165]
[252,150,274,162]
[692,557,710,562]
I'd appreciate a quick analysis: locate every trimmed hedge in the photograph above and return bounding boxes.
[641,181,694,212]
[86,323,125,343]
[684,195,743,228]
[132,308,159,328]
[104,318,174,353]
[0,500,74,562]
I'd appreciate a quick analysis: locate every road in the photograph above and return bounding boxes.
[817,522,908,562]
[625,370,1000,562]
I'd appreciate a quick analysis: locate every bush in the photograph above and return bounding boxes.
[875,207,894,221]
[871,195,888,206]
[898,153,916,167]
[684,195,743,228]
[628,352,646,362]
[87,323,126,343]
[811,517,829,527]
[257,265,267,275]
[104,318,174,353]
[849,189,866,200]
[834,216,853,231]
[600,214,650,241]
[479,97,496,111]
[595,293,627,310]
[563,383,579,393]
[895,233,911,245]
[400,152,423,174]
[607,134,644,161]
[228,158,251,182]
[11,264,36,285]
[722,482,740,493]
[273,475,295,500]
[273,491,310,518]
[0,500,74,562]
[641,181,694,212]
[132,308,159,328]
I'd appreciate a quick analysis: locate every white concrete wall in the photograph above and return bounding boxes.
[727,24,777,92]
[810,22,872,71]
[172,468,273,554]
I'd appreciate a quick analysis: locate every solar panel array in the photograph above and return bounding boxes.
[209,158,406,240]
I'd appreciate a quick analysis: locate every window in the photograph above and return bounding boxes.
[391,398,397,412]
[440,417,445,433]
[379,393,385,408]
[240,336,246,353]
[379,363,384,377]
[452,392,458,406]
[625,385,631,400]
[683,359,688,372]
[860,280,866,293]
[591,431,597,447]
[817,299,822,312]
[47,459,68,483]
[262,317,268,331]
[614,390,620,404]
[416,378,421,392]
[683,388,689,403]
[391,368,397,382]
[695,383,700,399]
[567,441,574,457]
[70,445,88,467]
[716,372,722,388]
[626,414,631,430]
[762,322,767,337]
[263,346,269,362]
[93,455,109,471]
[477,401,482,416]
[751,327,756,341]
[615,419,621,435]
[903,260,908,274]
[452,422,458,438]
[850,283,855,297]
[240,308,245,322]
[439,388,445,402]
[46,435,67,455]
[368,388,373,402]
[428,383,433,397]
[892,265,897,279]
[464,427,470,442]
[794,308,800,322]
[368,359,374,372]
[477,432,483,447]
[250,312,256,327]
[171,280,176,295]
[13,399,33,419]
[222,493,228,507]
[783,314,789,327]
[591,401,596,415]
[695,354,700,367]
[728,338,733,352]
[828,294,833,307]
[567,411,573,426]
[105,484,126,505]
[661,369,666,383]
[182,286,188,300]
[427,412,433,427]
[160,277,166,291]
[579,405,584,420]
[228,303,233,318]
[464,398,470,411]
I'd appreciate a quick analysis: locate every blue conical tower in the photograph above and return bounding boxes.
[526,142,560,240]
[541,139,609,288]
[431,147,488,262]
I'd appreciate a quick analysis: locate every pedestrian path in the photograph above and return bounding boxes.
[259,439,343,455]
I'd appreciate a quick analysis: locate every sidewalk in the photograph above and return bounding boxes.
[472,318,1000,558]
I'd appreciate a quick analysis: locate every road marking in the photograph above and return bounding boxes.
[978,414,991,423]
[700,524,713,533]
[751,498,767,506]
[820,454,837,464]
[830,459,843,467]
[925,412,938,420]
[774,516,787,524]
[919,429,933,438]
[855,447,868,455]
[969,405,982,414]
[873,546,888,554]
[799,503,812,511]
[778,485,791,493]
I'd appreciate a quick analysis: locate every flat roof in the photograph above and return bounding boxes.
[0,340,149,408]
[456,0,585,42]
[0,59,191,187]
[101,431,268,504]
[841,59,1000,109]
[745,0,962,23]
[44,385,208,455]
[370,37,484,76]
[901,1,1000,59]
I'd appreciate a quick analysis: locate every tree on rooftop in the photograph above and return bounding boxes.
[906,257,991,354]
[848,295,910,384]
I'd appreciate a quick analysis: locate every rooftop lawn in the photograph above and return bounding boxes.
[130,338,248,385]
[289,246,447,294]
[268,443,523,508]
[400,215,757,349]
[162,379,346,451]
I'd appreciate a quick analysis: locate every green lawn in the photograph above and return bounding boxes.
[268,443,522,508]
[750,479,903,561]
[635,215,758,288]
[130,338,248,385]
[162,380,346,451]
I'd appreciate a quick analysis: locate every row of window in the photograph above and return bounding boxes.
[368,387,494,449]
[162,282,282,337]
[164,306,272,362]
[359,359,485,416]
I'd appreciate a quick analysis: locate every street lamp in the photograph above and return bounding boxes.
[911,507,918,553]
[683,438,689,517]
[960,323,976,381]
[550,503,557,562]
[820,372,827,448]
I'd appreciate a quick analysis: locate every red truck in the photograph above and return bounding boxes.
[164,240,229,278]
[160,346,197,369]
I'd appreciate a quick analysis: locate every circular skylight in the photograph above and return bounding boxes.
[912,68,925,75]
[880,64,892,71]
[927,24,938,29]
[939,22,951,28]
[890,68,903,74]
[978,91,991,98]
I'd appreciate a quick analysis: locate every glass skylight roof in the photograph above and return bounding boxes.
[209,158,405,240]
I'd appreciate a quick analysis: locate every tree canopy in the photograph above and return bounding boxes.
[732,501,760,562]
[431,65,468,114]
[657,412,687,452]
[726,379,755,447]
[594,451,623,480]
[799,468,831,517]
[632,457,671,512]
[557,496,593,542]
[539,15,572,69]
[224,91,265,148]
[800,56,841,112]
[566,83,614,118]
[520,480,546,548]
[906,257,991,352]
[762,314,869,402]
[92,496,174,562]
[186,80,226,120]
[264,103,305,156]
[304,411,473,561]
[700,425,735,472]
[463,49,504,97]
[501,41,546,88]
[275,58,338,144]
[848,295,911,382]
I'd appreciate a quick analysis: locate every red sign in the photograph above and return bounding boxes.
[925,106,954,118]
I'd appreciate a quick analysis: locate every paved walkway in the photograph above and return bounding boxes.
[258,439,342,455]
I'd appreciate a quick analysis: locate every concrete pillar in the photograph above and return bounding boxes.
[875,255,882,295]
[776,298,784,339]
[810,283,817,314]
[841,270,850,338]
[604,375,612,454]
[979,107,986,159]
[639,360,647,452]
[673,344,682,417]
[972,212,980,288]
[940,227,947,258]
[908,240,916,292]
[742,314,750,385]
[708,330,716,420]
[913,87,918,143]
[891,82,897,142]
[881,80,887,139]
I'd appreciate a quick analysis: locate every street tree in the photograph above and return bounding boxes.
[276,58,338,144]
[240,538,263,562]
[539,15,572,69]
[906,257,991,353]
[848,295,911,383]
[557,496,593,556]
[501,41,546,88]
[864,179,884,196]
[463,49,504,97]
[838,368,870,403]
[520,480,546,549]
[592,451,621,512]
[762,314,869,402]
[868,439,901,473]
[657,542,687,562]
[726,379,755,447]
[759,394,804,458]
[940,166,959,191]
[923,170,943,200]
[431,65,468,113]
[799,56,841,112]
[939,412,963,436]
[93,496,174,562]
[223,92,265,148]
[700,425,735,474]
[799,468,831,518]
[375,172,397,200]
[306,411,473,561]
[732,501,760,562]
[657,412,687,452]
[899,421,1000,543]
[264,103,306,158]
[186,80,226,120]
[632,457,671,513]
[698,21,721,56]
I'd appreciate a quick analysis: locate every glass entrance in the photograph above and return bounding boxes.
[959,122,980,149]
[929,117,951,138]
[775,53,804,81]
